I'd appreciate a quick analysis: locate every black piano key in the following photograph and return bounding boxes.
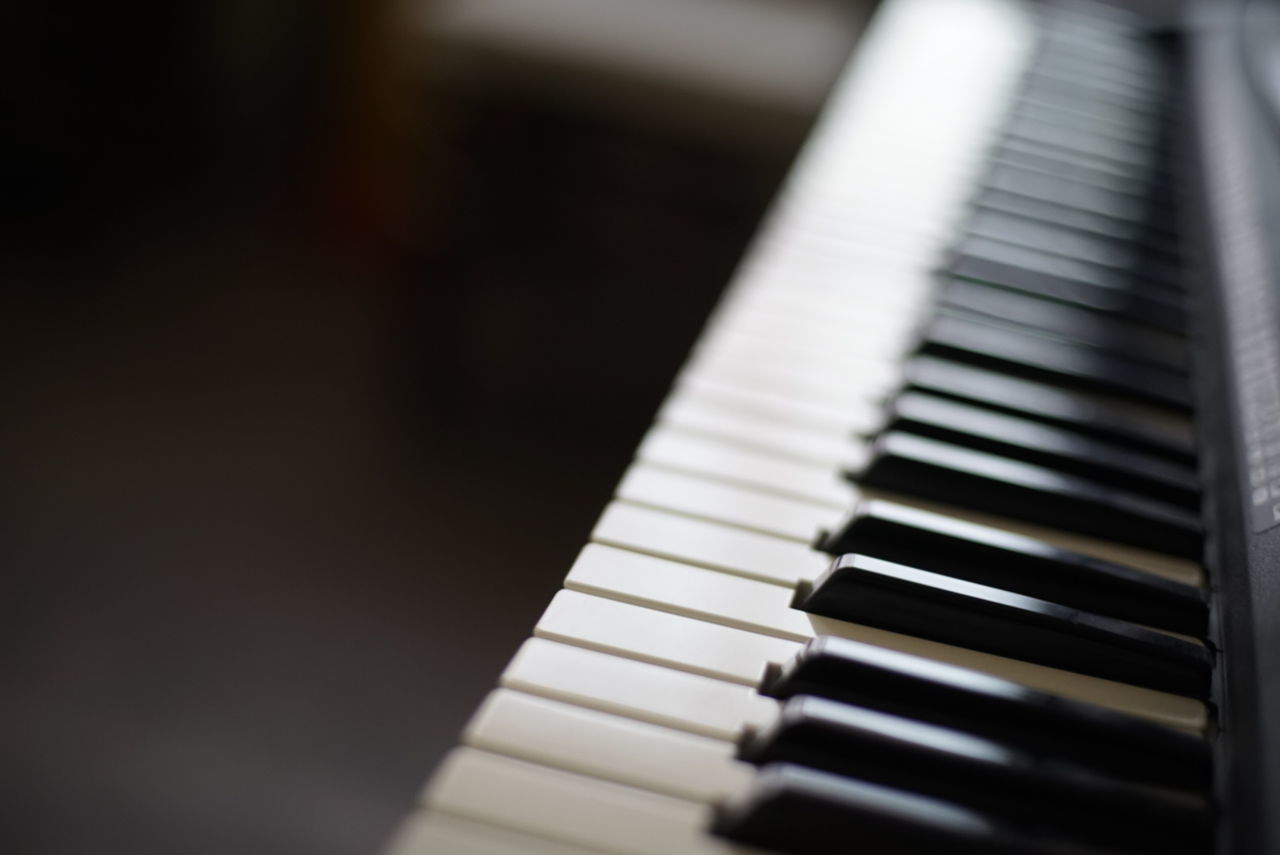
[795,554,1212,697]
[956,235,1187,305]
[760,636,1210,790]
[857,432,1203,558]
[817,499,1208,636]
[964,210,1184,289]
[997,134,1171,187]
[949,248,1187,335]
[739,697,1208,855]
[1005,115,1161,173]
[985,162,1153,216]
[991,141,1177,209]
[714,764,1108,855]
[1013,98,1158,145]
[921,314,1193,411]
[882,392,1200,508]
[941,279,1188,371]
[902,356,1196,462]
[975,186,1179,251]
[1022,71,1169,118]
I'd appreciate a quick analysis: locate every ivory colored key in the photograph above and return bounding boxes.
[636,428,855,508]
[686,346,901,404]
[656,392,860,467]
[706,307,916,359]
[534,590,803,686]
[424,749,761,855]
[564,543,1206,730]
[464,689,754,803]
[616,465,842,542]
[675,373,871,433]
[678,362,888,430]
[386,812,610,855]
[500,638,778,742]
[591,503,832,587]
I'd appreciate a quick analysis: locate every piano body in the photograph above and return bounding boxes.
[386,0,1280,852]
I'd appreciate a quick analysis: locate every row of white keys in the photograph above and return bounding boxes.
[393,0,1060,851]
[558,544,1206,730]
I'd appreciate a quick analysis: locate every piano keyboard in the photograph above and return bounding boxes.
[386,1,1217,852]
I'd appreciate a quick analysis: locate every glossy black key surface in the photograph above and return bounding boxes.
[941,279,1188,370]
[714,764,1107,855]
[1013,98,1158,145]
[796,554,1212,697]
[740,697,1208,854]
[1005,115,1161,173]
[975,187,1178,253]
[957,235,1187,304]
[950,247,1186,335]
[761,636,1210,790]
[986,162,1153,215]
[991,141,1178,214]
[997,134,1171,187]
[964,210,1183,287]
[817,500,1207,635]
[857,432,1203,558]
[902,356,1196,462]
[921,314,1193,411]
[883,392,1200,508]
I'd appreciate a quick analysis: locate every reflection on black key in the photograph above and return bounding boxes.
[976,188,1177,251]
[941,279,1187,370]
[817,500,1207,635]
[740,697,1208,854]
[991,143,1160,199]
[903,356,1195,462]
[884,392,1200,507]
[964,209,1183,287]
[857,432,1202,558]
[950,250,1185,334]
[796,554,1211,697]
[921,314,1192,411]
[714,764,1104,855]
[986,163,1150,217]
[761,636,1210,790]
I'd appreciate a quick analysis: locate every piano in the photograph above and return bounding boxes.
[382,0,1280,851]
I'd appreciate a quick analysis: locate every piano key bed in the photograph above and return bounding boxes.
[385,1,1217,852]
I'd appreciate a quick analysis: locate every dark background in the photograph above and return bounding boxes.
[1,3,850,852]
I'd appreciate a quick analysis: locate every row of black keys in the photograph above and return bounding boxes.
[715,13,1209,855]
[714,635,1209,855]
[858,24,1202,560]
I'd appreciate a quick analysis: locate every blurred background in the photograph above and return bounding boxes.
[2,1,874,853]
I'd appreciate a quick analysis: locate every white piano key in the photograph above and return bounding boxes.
[387,812,610,855]
[675,373,873,433]
[716,293,928,343]
[534,589,803,686]
[501,638,778,741]
[425,749,759,855]
[685,347,900,405]
[635,428,857,508]
[691,327,908,392]
[656,392,857,466]
[706,311,915,366]
[591,502,832,586]
[563,544,1207,732]
[616,464,842,542]
[566,544,817,640]
[463,689,754,803]
[679,363,889,427]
